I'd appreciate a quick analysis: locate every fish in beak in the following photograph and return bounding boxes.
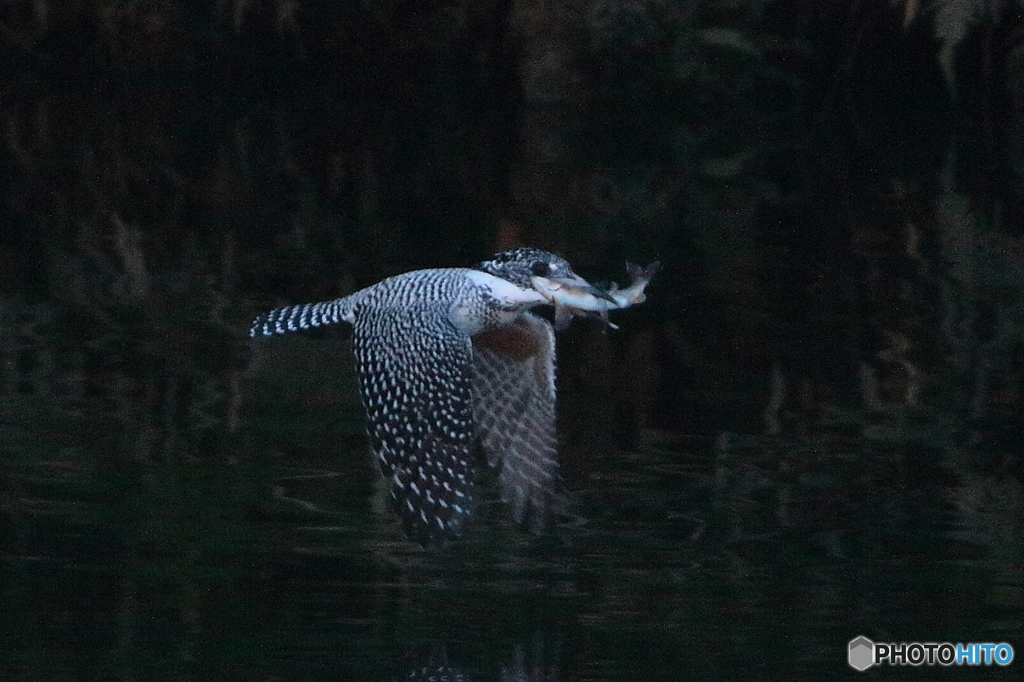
[532,261,660,330]
[530,272,618,307]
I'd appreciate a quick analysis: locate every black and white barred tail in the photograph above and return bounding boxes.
[249,298,352,337]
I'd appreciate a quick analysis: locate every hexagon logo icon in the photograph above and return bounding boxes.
[848,636,874,671]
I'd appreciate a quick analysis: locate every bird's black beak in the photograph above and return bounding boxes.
[530,272,618,307]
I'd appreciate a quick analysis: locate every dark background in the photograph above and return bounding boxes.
[1,1,1022,679]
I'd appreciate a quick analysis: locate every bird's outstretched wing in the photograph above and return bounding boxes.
[351,302,475,545]
[472,313,558,533]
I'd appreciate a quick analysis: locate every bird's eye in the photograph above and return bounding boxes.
[531,261,551,277]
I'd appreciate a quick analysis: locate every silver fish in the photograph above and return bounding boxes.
[551,261,660,330]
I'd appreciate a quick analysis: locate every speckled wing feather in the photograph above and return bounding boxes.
[471,313,558,533]
[352,301,476,545]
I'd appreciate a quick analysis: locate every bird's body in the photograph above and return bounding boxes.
[251,248,654,544]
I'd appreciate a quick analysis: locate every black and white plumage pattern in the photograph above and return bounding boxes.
[249,291,366,336]
[352,299,476,543]
[472,314,558,533]
[250,300,344,334]
[250,249,595,545]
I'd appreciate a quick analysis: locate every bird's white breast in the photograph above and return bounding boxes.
[450,270,546,334]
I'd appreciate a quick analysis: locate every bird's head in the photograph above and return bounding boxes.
[477,248,616,308]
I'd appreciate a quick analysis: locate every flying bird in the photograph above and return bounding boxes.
[251,248,656,544]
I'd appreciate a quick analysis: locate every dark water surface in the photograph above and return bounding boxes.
[2,59,1022,681]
